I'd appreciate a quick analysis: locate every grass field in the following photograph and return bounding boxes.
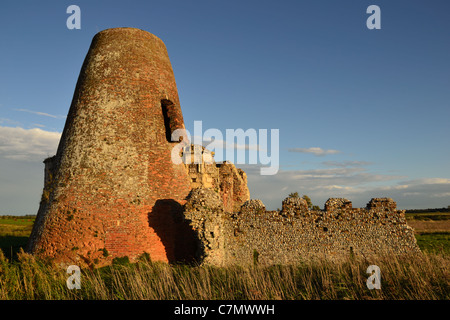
[405,212,450,255]
[405,212,450,221]
[0,214,448,300]
[0,216,34,261]
[0,248,448,300]
[415,233,450,255]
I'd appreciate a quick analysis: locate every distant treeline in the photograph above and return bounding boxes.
[0,215,36,219]
[405,207,450,214]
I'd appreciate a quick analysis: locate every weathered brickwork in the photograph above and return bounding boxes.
[217,162,250,212]
[184,145,219,189]
[28,28,421,267]
[27,28,194,266]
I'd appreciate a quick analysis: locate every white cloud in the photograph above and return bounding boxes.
[242,164,449,210]
[355,178,450,209]
[406,178,450,185]
[322,160,372,167]
[13,108,65,119]
[0,126,61,161]
[283,167,402,185]
[431,192,450,198]
[288,147,341,156]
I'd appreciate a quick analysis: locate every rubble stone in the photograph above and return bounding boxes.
[240,199,266,214]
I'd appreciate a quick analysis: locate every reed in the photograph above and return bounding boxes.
[0,249,448,300]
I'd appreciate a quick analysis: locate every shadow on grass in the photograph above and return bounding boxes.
[0,235,29,261]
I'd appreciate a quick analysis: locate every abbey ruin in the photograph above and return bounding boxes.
[27,28,420,267]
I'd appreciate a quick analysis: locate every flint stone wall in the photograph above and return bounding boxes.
[183,190,421,266]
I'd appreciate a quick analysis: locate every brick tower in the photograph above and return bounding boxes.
[27,28,196,266]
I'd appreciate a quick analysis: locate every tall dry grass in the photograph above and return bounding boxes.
[0,249,448,300]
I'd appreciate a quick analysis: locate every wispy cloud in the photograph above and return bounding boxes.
[0,126,61,161]
[0,117,22,126]
[288,147,341,156]
[245,166,450,210]
[31,123,46,128]
[404,178,450,185]
[280,167,402,186]
[322,160,372,167]
[13,108,65,119]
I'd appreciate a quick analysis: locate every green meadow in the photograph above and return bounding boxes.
[0,214,448,300]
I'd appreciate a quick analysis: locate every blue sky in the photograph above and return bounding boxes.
[0,0,449,213]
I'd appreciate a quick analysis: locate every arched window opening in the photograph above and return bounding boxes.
[161,99,184,143]
[161,99,174,142]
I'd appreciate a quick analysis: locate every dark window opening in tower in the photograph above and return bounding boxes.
[161,99,177,143]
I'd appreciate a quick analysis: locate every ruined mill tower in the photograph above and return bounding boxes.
[27,28,197,265]
[27,28,419,267]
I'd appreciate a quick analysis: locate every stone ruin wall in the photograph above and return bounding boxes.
[183,144,250,213]
[183,189,421,267]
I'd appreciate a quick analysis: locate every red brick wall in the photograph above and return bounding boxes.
[27,28,195,266]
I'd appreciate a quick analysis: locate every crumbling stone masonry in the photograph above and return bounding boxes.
[182,144,250,212]
[27,28,420,267]
[183,193,421,266]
